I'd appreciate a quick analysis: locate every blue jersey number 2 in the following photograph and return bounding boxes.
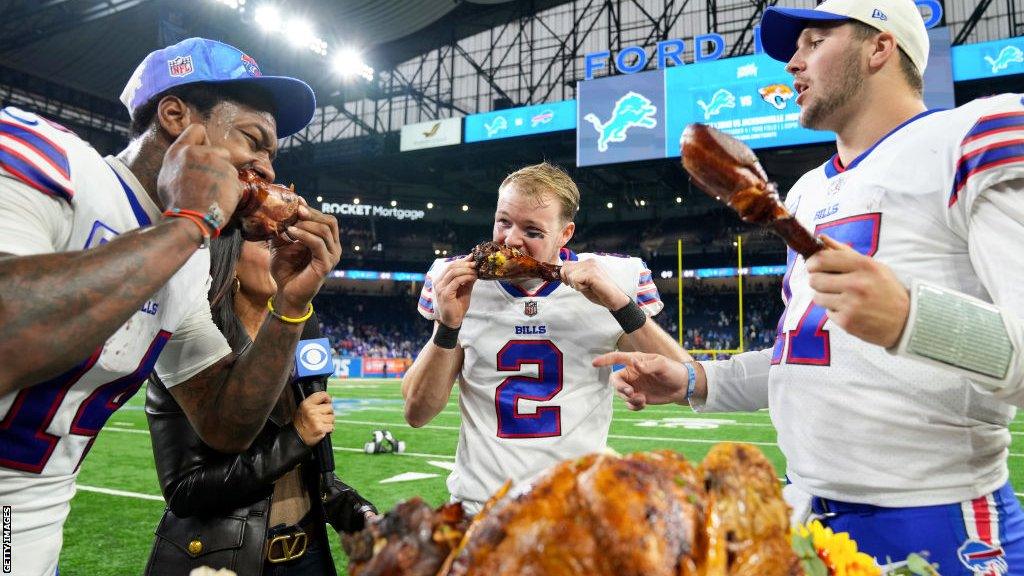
[495,340,563,438]
[772,213,882,366]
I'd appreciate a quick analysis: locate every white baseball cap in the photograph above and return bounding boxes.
[760,0,930,75]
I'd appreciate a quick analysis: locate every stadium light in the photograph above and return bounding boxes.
[442,250,448,255]
[461,204,469,212]
[254,5,279,30]
[639,199,646,207]
[606,202,613,209]
[434,249,440,255]
[676,196,683,203]
[316,195,322,202]
[286,19,314,46]
[390,200,397,207]
[332,48,375,81]
[427,202,434,209]
[353,197,360,204]
[354,245,361,251]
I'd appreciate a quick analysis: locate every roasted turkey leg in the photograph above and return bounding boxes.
[680,123,823,258]
[471,241,561,282]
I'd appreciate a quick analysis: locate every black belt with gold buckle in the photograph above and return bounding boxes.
[265,526,309,564]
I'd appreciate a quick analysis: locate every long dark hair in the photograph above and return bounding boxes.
[207,225,249,351]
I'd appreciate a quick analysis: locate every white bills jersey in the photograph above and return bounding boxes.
[418,249,662,510]
[768,94,1024,507]
[0,106,227,575]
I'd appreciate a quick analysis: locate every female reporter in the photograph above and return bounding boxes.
[144,228,375,575]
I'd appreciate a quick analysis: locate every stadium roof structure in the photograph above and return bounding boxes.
[0,0,575,123]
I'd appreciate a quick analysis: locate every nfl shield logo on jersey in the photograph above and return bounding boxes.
[958,539,1007,575]
[524,300,538,317]
[167,55,194,77]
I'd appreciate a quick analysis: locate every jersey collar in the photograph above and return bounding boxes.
[824,108,945,179]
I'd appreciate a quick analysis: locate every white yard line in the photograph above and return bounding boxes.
[335,418,461,431]
[103,426,151,435]
[77,485,164,502]
[332,446,455,460]
[608,434,778,447]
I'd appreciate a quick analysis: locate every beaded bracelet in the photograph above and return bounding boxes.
[266,296,314,324]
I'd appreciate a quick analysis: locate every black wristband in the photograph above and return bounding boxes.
[433,322,461,349]
[611,299,646,334]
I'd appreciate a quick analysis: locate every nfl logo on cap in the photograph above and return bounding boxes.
[167,55,194,77]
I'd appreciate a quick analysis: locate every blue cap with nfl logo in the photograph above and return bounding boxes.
[119,37,316,138]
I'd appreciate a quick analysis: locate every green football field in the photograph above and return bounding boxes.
[58,378,1024,575]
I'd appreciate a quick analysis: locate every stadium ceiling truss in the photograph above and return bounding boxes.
[0,0,1019,155]
[284,0,1021,155]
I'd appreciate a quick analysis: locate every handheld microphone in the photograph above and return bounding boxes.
[293,312,336,498]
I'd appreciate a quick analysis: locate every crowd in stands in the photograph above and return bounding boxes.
[314,279,785,361]
[314,294,431,359]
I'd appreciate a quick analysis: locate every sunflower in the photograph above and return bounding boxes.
[793,520,882,576]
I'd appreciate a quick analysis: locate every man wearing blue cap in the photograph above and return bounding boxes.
[598,0,1024,572]
[0,38,340,575]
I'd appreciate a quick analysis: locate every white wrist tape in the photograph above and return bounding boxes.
[892,280,1015,389]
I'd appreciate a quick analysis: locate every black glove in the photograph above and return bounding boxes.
[324,475,377,534]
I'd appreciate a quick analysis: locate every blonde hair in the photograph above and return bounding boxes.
[499,162,580,223]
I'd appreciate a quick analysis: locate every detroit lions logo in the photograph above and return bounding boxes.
[958,539,1007,575]
[984,45,1024,74]
[484,116,508,137]
[582,91,658,153]
[697,89,736,120]
[758,84,795,110]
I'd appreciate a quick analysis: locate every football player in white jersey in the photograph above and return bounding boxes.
[401,162,687,514]
[0,39,341,575]
[597,0,1024,572]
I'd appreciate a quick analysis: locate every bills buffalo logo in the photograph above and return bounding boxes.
[167,55,194,77]
[524,300,538,317]
[758,84,795,110]
[958,539,1007,575]
[241,54,262,77]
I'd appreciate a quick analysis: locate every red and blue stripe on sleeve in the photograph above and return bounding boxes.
[636,267,661,312]
[418,274,435,317]
[950,109,1024,207]
[0,109,73,201]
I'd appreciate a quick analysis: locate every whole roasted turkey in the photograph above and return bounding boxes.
[344,443,801,576]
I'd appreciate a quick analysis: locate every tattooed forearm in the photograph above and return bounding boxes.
[173,313,302,452]
[0,219,201,391]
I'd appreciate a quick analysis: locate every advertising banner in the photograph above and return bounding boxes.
[400,117,462,151]
[952,35,1024,81]
[465,100,577,142]
[576,69,665,167]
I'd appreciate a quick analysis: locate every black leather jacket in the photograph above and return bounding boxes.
[143,376,375,576]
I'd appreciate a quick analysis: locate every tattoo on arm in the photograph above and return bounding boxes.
[0,220,199,392]
[172,315,302,452]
